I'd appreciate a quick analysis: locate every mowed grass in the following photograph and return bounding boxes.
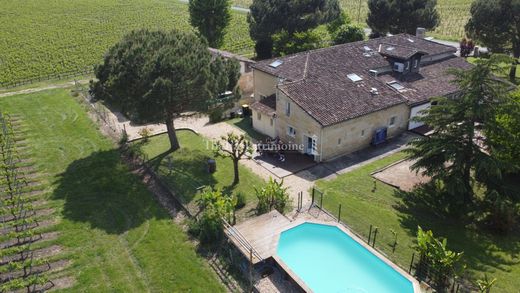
[232,0,471,41]
[0,89,225,292]
[226,117,269,142]
[132,131,265,220]
[0,0,253,85]
[315,152,520,292]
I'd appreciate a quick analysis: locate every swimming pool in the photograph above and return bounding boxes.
[276,222,417,293]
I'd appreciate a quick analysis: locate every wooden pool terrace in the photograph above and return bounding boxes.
[223,210,293,264]
[224,210,423,293]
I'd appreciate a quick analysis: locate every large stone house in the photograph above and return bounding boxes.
[250,34,472,162]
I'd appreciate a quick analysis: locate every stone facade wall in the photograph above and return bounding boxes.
[252,110,276,138]
[275,90,323,160]
[253,69,278,100]
[321,103,409,160]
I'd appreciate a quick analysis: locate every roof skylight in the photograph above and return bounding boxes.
[347,73,363,82]
[387,81,405,91]
[269,60,283,68]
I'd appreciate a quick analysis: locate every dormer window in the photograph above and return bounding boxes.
[413,59,419,69]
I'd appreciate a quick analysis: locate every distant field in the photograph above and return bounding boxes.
[0,0,253,86]
[0,0,470,87]
[232,0,470,41]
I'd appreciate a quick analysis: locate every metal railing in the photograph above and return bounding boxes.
[222,219,263,263]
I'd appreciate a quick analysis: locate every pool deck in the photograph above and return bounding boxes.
[225,210,424,293]
[225,210,294,264]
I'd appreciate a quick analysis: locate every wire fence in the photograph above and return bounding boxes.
[0,68,93,90]
[311,187,478,293]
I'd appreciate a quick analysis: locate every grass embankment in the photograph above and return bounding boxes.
[315,152,520,292]
[131,131,265,220]
[0,88,225,292]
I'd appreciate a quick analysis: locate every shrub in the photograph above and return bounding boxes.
[138,127,151,142]
[331,24,365,45]
[235,192,246,209]
[415,227,464,289]
[255,178,290,215]
[209,107,224,123]
[193,188,236,243]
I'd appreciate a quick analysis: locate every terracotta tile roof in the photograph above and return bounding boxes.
[378,43,427,60]
[252,34,469,126]
[250,95,276,115]
[377,57,474,105]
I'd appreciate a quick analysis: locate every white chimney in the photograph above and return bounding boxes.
[416,27,426,38]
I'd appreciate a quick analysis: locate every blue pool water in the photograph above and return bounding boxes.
[277,223,414,293]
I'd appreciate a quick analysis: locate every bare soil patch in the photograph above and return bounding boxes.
[372,159,430,192]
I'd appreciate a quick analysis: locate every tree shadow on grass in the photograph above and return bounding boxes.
[394,184,520,277]
[148,148,217,206]
[52,149,169,234]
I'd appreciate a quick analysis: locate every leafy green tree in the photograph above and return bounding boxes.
[325,11,364,45]
[213,132,253,185]
[465,0,520,81]
[406,56,512,215]
[248,0,341,58]
[367,0,440,36]
[189,0,231,48]
[272,29,324,56]
[92,29,238,151]
[331,24,365,45]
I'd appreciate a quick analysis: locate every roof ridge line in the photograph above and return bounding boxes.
[302,52,310,80]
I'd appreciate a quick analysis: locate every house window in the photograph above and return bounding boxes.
[257,112,261,121]
[287,126,296,137]
[361,129,366,137]
[413,59,419,68]
[338,138,342,145]
[389,116,397,127]
[285,101,291,116]
[405,61,410,71]
[270,118,274,126]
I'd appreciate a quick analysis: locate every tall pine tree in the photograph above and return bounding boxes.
[92,29,238,151]
[189,0,231,48]
[367,0,439,36]
[406,56,512,215]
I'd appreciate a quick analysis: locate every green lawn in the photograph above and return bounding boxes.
[132,131,265,220]
[0,88,225,292]
[468,57,520,84]
[315,152,520,292]
[0,0,253,86]
[226,117,268,142]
